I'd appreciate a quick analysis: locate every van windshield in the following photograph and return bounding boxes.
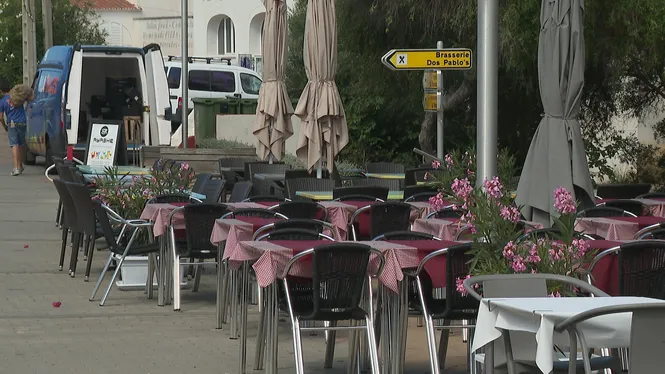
[240,73,262,95]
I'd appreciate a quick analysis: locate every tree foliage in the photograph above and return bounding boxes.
[290,0,665,176]
[0,0,106,85]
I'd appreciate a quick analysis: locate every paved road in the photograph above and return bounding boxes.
[0,134,468,373]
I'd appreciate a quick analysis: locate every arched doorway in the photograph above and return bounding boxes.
[249,12,265,55]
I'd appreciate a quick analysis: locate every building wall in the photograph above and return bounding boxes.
[97,12,135,46]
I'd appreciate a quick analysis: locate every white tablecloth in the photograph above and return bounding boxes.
[472,296,665,373]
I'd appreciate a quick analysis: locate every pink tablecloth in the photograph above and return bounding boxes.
[240,240,418,293]
[638,198,665,217]
[319,201,358,239]
[140,203,185,237]
[210,216,280,268]
[412,218,463,240]
[575,216,664,240]
[387,239,458,288]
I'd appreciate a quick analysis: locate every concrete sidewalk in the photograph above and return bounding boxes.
[0,132,469,373]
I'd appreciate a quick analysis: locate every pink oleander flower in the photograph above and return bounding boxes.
[467,169,475,177]
[526,244,542,263]
[429,192,447,211]
[444,154,454,169]
[511,256,527,272]
[554,187,576,214]
[482,176,504,199]
[500,205,521,223]
[424,172,431,181]
[181,162,190,170]
[432,160,442,169]
[451,178,473,201]
[549,291,562,298]
[549,243,565,261]
[571,238,589,259]
[456,274,472,296]
[503,241,517,259]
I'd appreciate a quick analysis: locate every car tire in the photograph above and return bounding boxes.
[24,151,36,165]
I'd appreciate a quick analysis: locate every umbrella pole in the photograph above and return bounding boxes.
[268,118,274,164]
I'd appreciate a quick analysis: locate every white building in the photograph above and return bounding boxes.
[83,0,296,66]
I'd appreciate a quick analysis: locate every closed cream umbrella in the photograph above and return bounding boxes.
[253,0,294,161]
[295,0,349,175]
[516,0,594,225]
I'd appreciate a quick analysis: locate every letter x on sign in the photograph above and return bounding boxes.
[396,54,407,66]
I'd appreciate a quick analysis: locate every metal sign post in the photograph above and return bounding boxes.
[382,45,472,159]
[477,0,499,186]
[181,0,189,148]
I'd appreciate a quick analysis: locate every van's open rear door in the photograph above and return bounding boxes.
[143,44,172,146]
[65,46,83,159]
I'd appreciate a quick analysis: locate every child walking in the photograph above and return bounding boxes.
[0,84,34,176]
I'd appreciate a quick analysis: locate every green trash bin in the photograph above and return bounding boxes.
[223,98,240,114]
[240,99,259,115]
[192,98,221,140]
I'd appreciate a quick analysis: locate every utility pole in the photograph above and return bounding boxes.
[42,0,54,50]
[22,0,38,86]
[181,0,189,148]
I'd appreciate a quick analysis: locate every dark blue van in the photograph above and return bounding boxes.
[26,44,172,167]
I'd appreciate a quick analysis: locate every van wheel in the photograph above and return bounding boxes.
[24,151,36,165]
[45,142,54,171]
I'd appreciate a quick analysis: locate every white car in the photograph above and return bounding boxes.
[164,57,263,126]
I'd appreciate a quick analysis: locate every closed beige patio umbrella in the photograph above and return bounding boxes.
[295,0,349,174]
[253,0,294,161]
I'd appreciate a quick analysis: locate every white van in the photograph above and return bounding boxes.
[164,56,263,124]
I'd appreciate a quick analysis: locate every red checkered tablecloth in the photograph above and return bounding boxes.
[140,203,185,237]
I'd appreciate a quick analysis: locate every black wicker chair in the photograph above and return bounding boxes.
[243,195,286,203]
[192,173,212,194]
[404,167,443,187]
[596,183,652,199]
[577,206,636,218]
[53,179,80,274]
[406,243,479,374]
[403,185,439,202]
[252,219,336,240]
[221,208,287,219]
[634,223,665,239]
[637,192,665,199]
[426,207,464,219]
[372,230,438,241]
[350,202,413,240]
[285,178,336,200]
[171,203,230,307]
[333,186,388,202]
[516,228,597,242]
[200,179,226,204]
[365,162,404,174]
[598,199,650,216]
[589,240,665,299]
[89,200,159,306]
[228,181,254,202]
[256,228,332,241]
[350,178,402,191]
[219,157,254,193]
[147,193,202,204]
[271,201,327,220]
[66,181,108,281]
[279,243,385,374]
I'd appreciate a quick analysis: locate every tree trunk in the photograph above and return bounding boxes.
[418,77,475,154]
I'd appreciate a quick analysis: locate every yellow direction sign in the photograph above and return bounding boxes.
[423,93,438,112]
[382,48,472,71]
[423,71,438,90]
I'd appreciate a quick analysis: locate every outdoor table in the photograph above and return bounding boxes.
[597,198,665,217]
[363,172,405,180]
[296,190,404,201]
[472,296,665,374]
[77,165,151,175]
[413,218,544,241]
[575,216,664,240]
[233,239,423,374]
[252,173,285,181]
